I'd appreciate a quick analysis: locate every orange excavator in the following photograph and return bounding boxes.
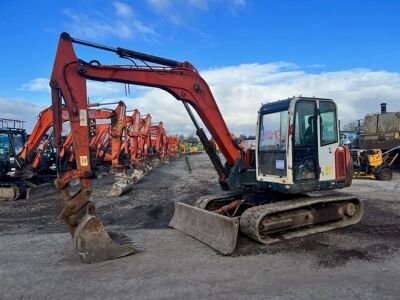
[135,113,153,172]
[167,135,180,158]
[125,109,149,179]
[49,33,363,262]
[14,102,129,200]
[148,122,168,167]
[57,102,141,197]
[0,108,61,201]
[109,108,149,196]
[0,129,56,201]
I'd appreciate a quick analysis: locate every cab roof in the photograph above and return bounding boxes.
[259,96,333,114]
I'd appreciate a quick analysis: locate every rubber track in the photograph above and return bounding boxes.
[240,194,364,244]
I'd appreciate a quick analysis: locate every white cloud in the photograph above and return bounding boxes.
[62,2,156,41]
[18,78,49,92]
[146,0,245,25]
[87,81,127,97]
[147,0,172,14]
[204,65,400,134]
[113,63,400,136]
[188,0,209,10]
[229,0,246,14]
[113,1,133,17]
[19,78,126,97]
[14,63,400,136]
[0,98,45,131]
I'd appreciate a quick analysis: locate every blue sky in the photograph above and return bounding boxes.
[0,0,399,133]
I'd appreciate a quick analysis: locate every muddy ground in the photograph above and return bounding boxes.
[0,153,399,299]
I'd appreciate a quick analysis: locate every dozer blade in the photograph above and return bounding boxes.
[169,202,239,255]
[74,208,138,263]
[0,186,18,201]
[26,183,57,201]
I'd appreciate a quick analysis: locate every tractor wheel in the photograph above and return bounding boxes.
[376,166,392,181]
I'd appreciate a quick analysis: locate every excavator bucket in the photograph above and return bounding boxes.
[73,205,139,263]
[109,170,145,197]
[169,202,239,255]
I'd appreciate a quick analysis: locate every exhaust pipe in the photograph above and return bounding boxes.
[380,102,387,114]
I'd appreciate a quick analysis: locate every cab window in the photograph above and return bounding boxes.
[12,133,25,155]
[320,101,338,146]
[294,101,316,147]
[0,133,11,158]
[293,100,317,181]
[259,111,288,151]
[258,110,288,177]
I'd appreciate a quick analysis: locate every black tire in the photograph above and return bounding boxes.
[376,166,392,181]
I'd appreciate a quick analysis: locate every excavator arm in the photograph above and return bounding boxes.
[49,32,246,262]
[21,103,124,170]
[19,107,67,162]
[51,33,242,186]
[150,122,167,161]
[125,109,141,164]
[138,114,152,161]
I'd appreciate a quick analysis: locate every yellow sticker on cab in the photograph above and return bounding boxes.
[325,164,332,176]
[80,156,89,167]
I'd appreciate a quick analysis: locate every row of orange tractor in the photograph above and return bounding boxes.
[0,100,181,201]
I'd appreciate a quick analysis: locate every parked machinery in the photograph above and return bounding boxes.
[48,32,363,262]
[360,103,400,150]
[0,119,29,200]
[0,116,61,201]
[183,141,200,154]
[0,101,153,201]
[352,148,393,180]
[167,135,181,158]
[359,103,400,168]
[148,122,168,167]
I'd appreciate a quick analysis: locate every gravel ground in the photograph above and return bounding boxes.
[0,153,399,299]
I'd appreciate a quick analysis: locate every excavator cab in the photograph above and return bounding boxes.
[0,119,27,200]
[172,97,362,255]
[257,97,351,194]
[0,119,27,174]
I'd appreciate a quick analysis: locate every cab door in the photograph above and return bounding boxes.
[292,100,319,182]
[318,101,338,181]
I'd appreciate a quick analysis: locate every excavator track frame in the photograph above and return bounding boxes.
[240,194,364,244]
[170,193,363,255]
